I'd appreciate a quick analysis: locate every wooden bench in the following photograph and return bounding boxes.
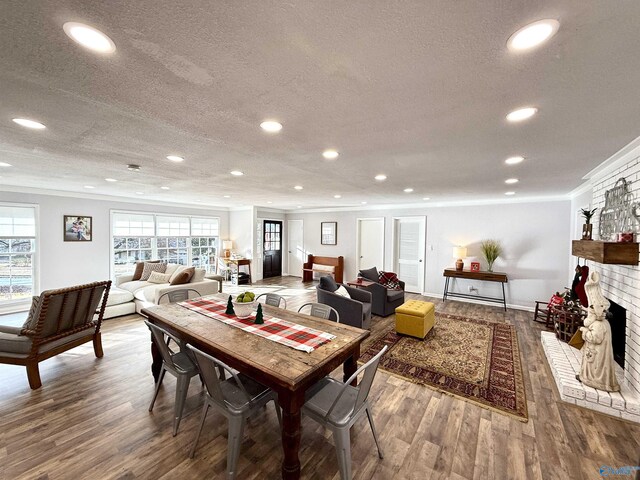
[302,254,344,284]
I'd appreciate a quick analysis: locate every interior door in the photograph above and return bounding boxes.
[393,216,426,293]
[287,220,304,277]
[357,218,384,273]
[263,220,282,278]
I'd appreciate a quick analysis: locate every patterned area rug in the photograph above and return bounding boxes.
[361,312,528,421]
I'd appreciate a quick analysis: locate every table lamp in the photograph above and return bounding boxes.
[223,240,233,258]
[453,246,467,272]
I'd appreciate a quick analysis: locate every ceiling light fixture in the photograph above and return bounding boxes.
[334,194,342,199]
[423,197,431,201]
[294,185,303,190]
[267,201,273,204]
[105,178,117,182]
[12,118,46,130]
[361,201,367,205]
[0,162,12,167]
[505,156,525,165]
[505,191,516,196]
[404,188,414,193]
[84,185,95,189]
[260,120,282,133]
[230,170,244,176]
[374,174,387,181]
[505,178,519,184]
[322,149,339,160]
[166,155,184,162]
[223,195,231,198]
[127,164,141,171]
[506,107,538,122]
[296,206,302,208]
[136,191,144,195]
[507,19,560,52]
[160,186,170,190]
[63,22,116,54]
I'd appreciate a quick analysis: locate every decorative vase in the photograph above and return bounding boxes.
[582,223,593,240]
[487,261,494,272]
[455,259,464,271]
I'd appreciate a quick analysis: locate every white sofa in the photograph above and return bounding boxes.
[107,266,219,317]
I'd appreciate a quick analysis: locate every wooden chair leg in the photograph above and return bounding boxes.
[26,361,42,390]
[93,332,104,358]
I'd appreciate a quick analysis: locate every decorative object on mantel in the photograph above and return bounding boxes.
[599,177,640,241]
[480,239,502,272]
[452,246,467,271]
[617,232,634,243]
[470,261,480,272]
[572,264,589,307]
[576,271,620,392]
[571,240,639,265]
[580,207,597,240]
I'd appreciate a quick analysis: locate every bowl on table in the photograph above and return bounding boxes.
[232,300,256,319]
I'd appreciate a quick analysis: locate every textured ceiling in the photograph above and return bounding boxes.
[1,0,639,209]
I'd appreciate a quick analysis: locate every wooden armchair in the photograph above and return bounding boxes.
[0,281,111,389]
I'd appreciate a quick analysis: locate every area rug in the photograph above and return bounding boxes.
[360,312,528,421]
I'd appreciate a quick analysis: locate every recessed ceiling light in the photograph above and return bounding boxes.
[166,155,184,162]
[296,205,302,208]
[505,178,519,184]
[260,120,282,133]
[267,201,273,204]
[507,19,560,52]
[105,178,117,182]
[361,201,367,205]
[63,22,116,54]
[505,191,516,196]
[294,185,303,190]
[505,156,525,165]
[223,195,231,198]
[375,174,387,181]
[423,197,431,201]
[334,194,342,199]
[506,107,538,122]
[404,188,414,193]
[136,191,144,195]
[323,150,339,160]
[230,170,244,176]
[160,186,170,190]
[12,118,46,130]
[84,185,95,189]
[0,162,12,167]
[127,164,141,171]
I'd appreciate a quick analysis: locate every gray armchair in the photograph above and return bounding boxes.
[359,267,405,317]
[316,276,372,330]
[0,281,111,389]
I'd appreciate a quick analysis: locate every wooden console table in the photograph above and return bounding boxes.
[442,268,508,311]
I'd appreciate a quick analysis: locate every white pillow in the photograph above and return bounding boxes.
[190,268,206,283]
[334,285,351,298]
[165,263,180,276]
[312,263,335,273]
[148,271,172,284]
[169,265,188,283]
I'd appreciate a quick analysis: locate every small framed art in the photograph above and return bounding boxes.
[321,222,337,245]
[64,215,92,241]
[470,262,480,272]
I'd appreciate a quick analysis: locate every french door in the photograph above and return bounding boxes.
[393,216,426,293]
[263,220,282,278]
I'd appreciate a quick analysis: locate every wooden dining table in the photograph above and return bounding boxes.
[142,294,370,479]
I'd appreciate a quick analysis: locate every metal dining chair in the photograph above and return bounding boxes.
[187,344,281,480]
[297,302,340,323]
[157,288,202,304]
[302,345,388,480]
[145,320,200,436]
[256,292,287,309]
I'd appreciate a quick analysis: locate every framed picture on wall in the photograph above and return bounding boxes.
[321,222,337,245]
[63,215,92,241]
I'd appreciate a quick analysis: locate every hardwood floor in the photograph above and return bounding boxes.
[1,276,639,480]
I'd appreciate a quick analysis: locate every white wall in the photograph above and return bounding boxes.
[0,190,229,292]
[286,200,572,309]
[228,208,254,258]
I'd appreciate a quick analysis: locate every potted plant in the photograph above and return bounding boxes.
[480,239,502,272]
[580,208,597,240]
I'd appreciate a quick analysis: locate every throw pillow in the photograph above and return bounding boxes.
[147,271,172,284]
[359,266,379,282]
[164,263,180,277]
[132,260,161,281]
[334,285,351,298]
[191,268,206,283]
[170,267,195,285]
[140,262,167,281]
[378,271,402,290]
[319,275,338,292]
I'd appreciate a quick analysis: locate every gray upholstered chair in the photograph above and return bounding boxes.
[316,276,372,330]
[187,344,281,479]
[0,281,111,389]
[145,320,200,437]
[303,345,388,480]
[256,292,287,309]
[358,267,405,317]
[298,302,340,323]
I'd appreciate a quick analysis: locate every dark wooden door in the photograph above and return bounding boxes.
[263,220,282,278]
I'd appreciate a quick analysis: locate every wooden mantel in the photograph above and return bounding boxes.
[572,240,639,265]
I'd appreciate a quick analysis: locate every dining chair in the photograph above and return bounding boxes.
[256,293,287,309]
[302,345,388,480]
[145,320,200,436]
[187,344,281,480]
[297,302,340,323]
[157,288,202,304]
[218,257,232,281]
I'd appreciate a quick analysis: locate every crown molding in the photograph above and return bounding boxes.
[582,135,640,183]
[567,180,594,199]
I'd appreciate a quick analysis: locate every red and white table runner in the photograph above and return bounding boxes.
[178,298,335,353]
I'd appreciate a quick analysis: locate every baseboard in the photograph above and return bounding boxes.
[421,291,534,312]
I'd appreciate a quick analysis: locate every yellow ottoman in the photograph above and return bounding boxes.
[395,300,435,339]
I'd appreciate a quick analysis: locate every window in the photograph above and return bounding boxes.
[0,205,37,304]
[111,212,219,276]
